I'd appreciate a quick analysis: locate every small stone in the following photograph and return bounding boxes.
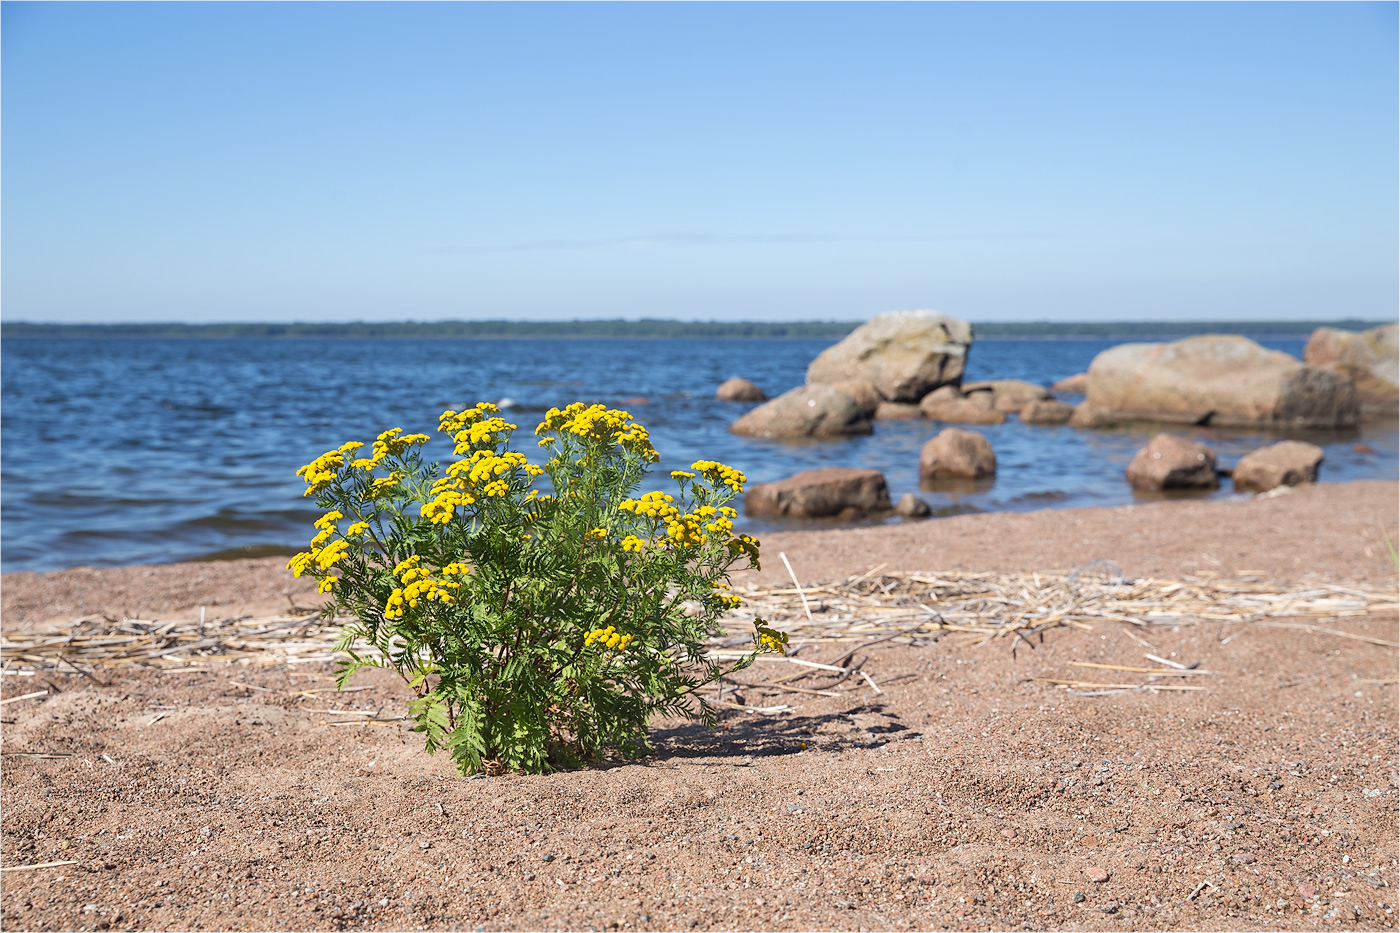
[1084,867,1110,883]
[1073,892,1086,903]
[1100,902,1119,914]
[1000,827,1017,840]
[524,872,535,881]
[418,840,431,850]
[1297,883,1316,898]
[542,854,555,862]
[894,493,932,518]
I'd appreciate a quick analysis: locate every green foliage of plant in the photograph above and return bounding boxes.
[288,402,786,775]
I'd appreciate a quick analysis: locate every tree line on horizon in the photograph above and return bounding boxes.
[0,318,1385,340]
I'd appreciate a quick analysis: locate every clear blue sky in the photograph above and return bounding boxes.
[3,2,1396,324]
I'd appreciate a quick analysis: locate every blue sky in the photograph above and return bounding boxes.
[3,2,1396,324]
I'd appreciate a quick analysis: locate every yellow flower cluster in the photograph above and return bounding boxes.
[437,402,498,436]
[620,535,647,552]
[535,403,659,462]
[665,512,705,548]
[364,471,406,501]
[296,449,346,496]
[691,460,746,494]
[345,429,430,472]
[287,510,357,577]
[711,581,743,610]
[753,618,789,654]
[585,528,608,540]
[584,625,633,651]
[694,504,738,535]
[382,556,465,619]
[618,491,679,521]
[726,533,762,569]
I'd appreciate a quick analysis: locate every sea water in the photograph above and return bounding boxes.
[2,336,1394,573]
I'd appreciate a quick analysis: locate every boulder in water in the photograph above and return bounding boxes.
[920,427,997,480]
[920,391,1006,425]
[1125,434,1219,491]
[729,385,872,438]
[963,379,1052,413]
[1086,335,1359,428]
[745,468,892,518]
[1233,441,1325,493]
[807,310,972,402]
[716,378,767,402]
[828,379,884,418]
[874,401,923,420]
[1020,399,1076,424]
[1303,323,1399,415]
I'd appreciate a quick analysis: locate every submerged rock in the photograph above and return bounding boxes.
[1086,335,1359,429]
[873,401,922,420]
[807,310,972,402]
[1125,434,1219,491]
[716,377,767,402]
[1020,399,1076,425]
[919,392,1006,425]
[729,385,872,438]
[963,379,1052,413]
[1233,441,1325,493]
[920,428,997,480]
[745,468,892,519]
[1304,323,1399,415]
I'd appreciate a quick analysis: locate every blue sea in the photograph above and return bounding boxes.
[2,336,1395,574]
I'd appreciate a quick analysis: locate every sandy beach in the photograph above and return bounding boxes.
[2,480,1397,931]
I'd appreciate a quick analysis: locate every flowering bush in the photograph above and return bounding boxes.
[288,402,786,775]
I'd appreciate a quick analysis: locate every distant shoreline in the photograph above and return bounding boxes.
[0,318,1386,341]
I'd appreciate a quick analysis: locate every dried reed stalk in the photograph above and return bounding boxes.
[2,568,1394,675]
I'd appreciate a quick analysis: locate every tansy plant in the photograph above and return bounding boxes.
[289,402,787,775]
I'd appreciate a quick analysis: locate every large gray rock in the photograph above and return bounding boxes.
[1304,323,1399,415]
[1233,441,1325,493]
[920,428,997,480]
[963,379,1052,413]
[1086,336,1359,428]
[729,384,873,438]
[745,468,891,518]
[807,311,973,402]
[1125,434,1219,491]
[716,377,767,402]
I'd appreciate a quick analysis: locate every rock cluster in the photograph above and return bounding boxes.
[718,315,1369,526]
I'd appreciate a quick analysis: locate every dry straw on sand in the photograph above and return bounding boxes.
[4,563,1394,688]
